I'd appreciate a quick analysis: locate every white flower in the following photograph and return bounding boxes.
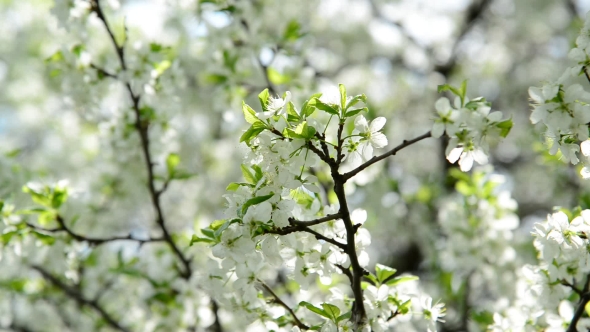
[257,92,291,119]
[420,296,445,332]
[353,115,388,160]
[446,146,488,172]
[432,97,459,138]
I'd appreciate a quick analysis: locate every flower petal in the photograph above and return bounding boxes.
[432,122,445,138]
[369,117,386,132]
[370,132,388,148]
[446,147,463,163]
[354,115,369,132]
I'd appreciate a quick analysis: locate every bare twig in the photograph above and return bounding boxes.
[32,265,130,332]
[288,213,342,227]
[26,216,165,246]
[343,131,432,181]
[260,282,309,330]
[90,0,192,279]
[267,225,346,250]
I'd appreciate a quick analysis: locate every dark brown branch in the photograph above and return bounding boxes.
[568,293,590,332]
[562,279,584,296]
[90,63,117,79]
[208,300,224,332]
[266,225,346,250]
[260,282,309,330]
[434,0,492,76]
[25,216,165,246]
[288,213,342,227]
[31,265,130,332]
[343,131,432,181]
[90,0,192,279]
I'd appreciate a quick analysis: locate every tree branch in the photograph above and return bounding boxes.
[260,282,309,330]
[90,0,192,279]
[266,225,346,250]
[288,213,342,227]
[31,265,130,332]
[26,216,165,246]
[342,131,432,181]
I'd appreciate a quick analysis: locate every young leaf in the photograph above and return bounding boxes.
[321,303,341,321]
[496,117,513,138]
[259,89,270,111]
[240,122,266,145]
[241,193,274,215]
[241,164,257,184]
[302,93,322,117]
[166,153,180,177]
[339,84,347,111]
[386,275,419,286]
[242,102,259,124]
[346,94,367,110]
[313,98,339,115]
[344,107,367,118]
[299,301,330,319]
[375,263,397,284]
[189,235,214,246]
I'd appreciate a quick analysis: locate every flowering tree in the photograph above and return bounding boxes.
[2,0,590,331]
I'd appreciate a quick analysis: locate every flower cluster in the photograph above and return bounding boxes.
[490,209,590,331]
[195,86,445,331]
[433,82,512,171]
[529,12,590,175]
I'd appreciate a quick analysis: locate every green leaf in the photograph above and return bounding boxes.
[344,107,367,118]
[375,264,397,284]
[72,44,84,57]
[201,228,215,239]
[336,311,351,323]
[240,122,267,145]
[339,84,347,111]
[283,20,302,41]
[294,121,316,139]
[268,68,291,85]
[286,102,300,122]
[226,182,241,191]
[190,235,214,246]
[259,89,270,112]
[30,231,56,245]
[346,94,367,110]
[241,164,257,184]
[386,275,419,286]
[311,98,339,115]
[51,188,68,209]
[45,50,64,63]
[321,303,340,321]
[204,74,227,84]
[299,301,330,319]
[166,153,180,177]
[496,117,513,138]
[302,93,322,117]
[153,60,171,76]
[209,219,226,231]
[455,181,473,196]
[150,43,163,52]
[0,230,17,245]
[291,188,314,209]
[242,102,259,124]
[241,193,274,215]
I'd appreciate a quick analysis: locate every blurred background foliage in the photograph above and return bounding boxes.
[1,0,589,330]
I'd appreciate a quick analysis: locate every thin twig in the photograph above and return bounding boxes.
[260,282,309,330]
[267,225,347,250]
[343,131,432,181]
[32,265,130,332]
[288,213,342,227]
[26,216,165,246]
[90,0,192,279]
